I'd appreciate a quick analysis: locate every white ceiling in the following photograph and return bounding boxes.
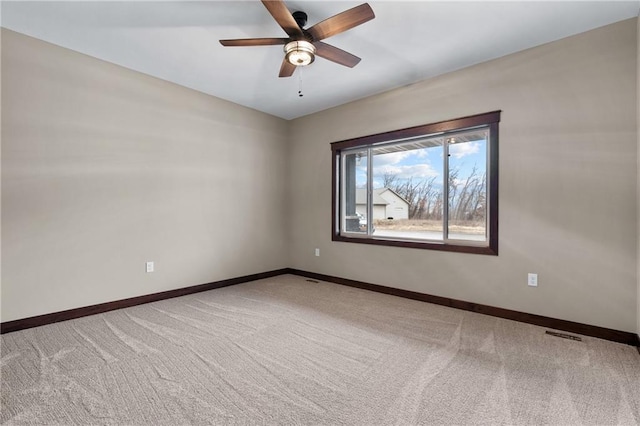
[2,1,639,120]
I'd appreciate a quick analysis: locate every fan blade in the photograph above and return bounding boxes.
[279,58,296,78]
[314,42,361,68]
[307,3,374,41]
[261,0,304,39]
[220,38,289,47]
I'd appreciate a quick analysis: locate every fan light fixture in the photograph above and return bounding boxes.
[284,40,316,66]
[219,2,375,77]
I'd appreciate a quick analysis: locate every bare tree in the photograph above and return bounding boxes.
[448,165,486,222]
[382,173,398,189]
[382,164,485,223]
[413,176,438,219]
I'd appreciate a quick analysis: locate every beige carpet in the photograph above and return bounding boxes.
[2,274,639,425]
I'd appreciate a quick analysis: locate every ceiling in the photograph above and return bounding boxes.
[2,1,639,120]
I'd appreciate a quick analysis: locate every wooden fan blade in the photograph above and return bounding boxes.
[261,0,304,39]
[307,3,374,41]
[314,42,361,68]
[279,58,296,78]
[220,38,289,47]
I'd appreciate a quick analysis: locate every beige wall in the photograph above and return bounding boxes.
[0,28,3,324]
[1,29,289,322]
[289,19,638,333]
[2,20,639,334]
[637,15,640,336]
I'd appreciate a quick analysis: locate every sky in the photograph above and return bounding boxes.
[354,138,487,190]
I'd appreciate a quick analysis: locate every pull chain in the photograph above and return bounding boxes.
[298,68,304,97]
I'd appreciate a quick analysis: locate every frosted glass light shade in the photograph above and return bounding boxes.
[284,41,316,66]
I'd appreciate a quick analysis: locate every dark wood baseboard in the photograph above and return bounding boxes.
[0,269,290,334]
[3,267,638,348]
[288,269,640,347]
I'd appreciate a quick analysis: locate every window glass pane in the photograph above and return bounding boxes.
[371,140,444,241]
[341,149,368,233]
[447,129,488,241]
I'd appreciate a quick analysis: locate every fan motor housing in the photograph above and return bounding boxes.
[292,11,308,28]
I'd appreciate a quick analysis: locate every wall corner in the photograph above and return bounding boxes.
[636,14,640,336]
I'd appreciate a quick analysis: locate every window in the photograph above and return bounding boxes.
[331,111,500,255]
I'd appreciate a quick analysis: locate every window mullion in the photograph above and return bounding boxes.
[367,148,373,235]
[485,130,491,241]
[340,153,346,234]
[443,137,449,241]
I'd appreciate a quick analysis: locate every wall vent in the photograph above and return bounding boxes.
[545,330,582,341]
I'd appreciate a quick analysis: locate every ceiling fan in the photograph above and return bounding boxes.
[220,1,375,78]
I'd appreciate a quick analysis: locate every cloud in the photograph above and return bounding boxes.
[374,163,439,179]
[373,151,414,166]
[370,148,440,180]
[449,142,480,159]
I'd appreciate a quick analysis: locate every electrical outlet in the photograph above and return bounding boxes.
[146,261,154,273]
[527,273,538,287]
[315,248,320,257]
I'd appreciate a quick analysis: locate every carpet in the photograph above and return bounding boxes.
[2,274,639,425]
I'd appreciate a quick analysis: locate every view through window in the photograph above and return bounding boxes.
[332,111,500,254]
